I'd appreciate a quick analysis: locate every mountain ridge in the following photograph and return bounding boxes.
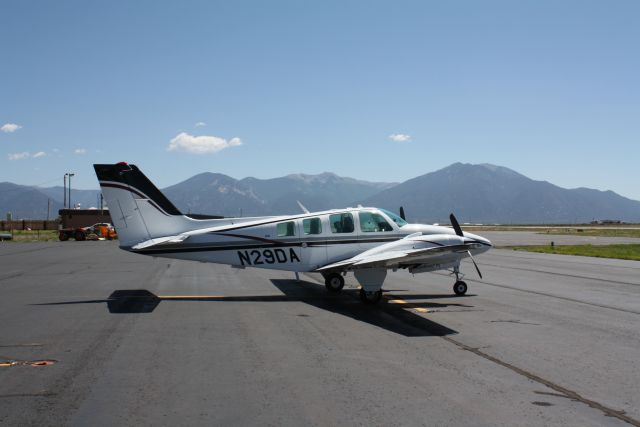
[359,163,640,223]
[1,164,639,223]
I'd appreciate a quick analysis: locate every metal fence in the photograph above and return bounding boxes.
[0,220,59,231]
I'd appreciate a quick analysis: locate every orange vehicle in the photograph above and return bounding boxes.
[58,223,117,241]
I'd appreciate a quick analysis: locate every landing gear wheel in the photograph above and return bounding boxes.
[453,280,468,296]
[359,289,382,305]
[324,273,345,293]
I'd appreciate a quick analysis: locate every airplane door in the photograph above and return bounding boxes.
[298,216,328,270]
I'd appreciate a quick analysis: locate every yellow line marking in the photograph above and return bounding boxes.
[157,295,225,299]
[386,295,430,313]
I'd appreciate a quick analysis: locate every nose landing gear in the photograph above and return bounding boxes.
[453,280,468,295]
[453,266,468,296]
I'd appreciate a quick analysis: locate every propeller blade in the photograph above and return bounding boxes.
[450,213,464,237]
[467,250,483,279]
[399,206,406,221]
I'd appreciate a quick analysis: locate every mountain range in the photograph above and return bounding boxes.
[1,163,639,223]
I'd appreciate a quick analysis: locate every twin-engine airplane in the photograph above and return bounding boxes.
[94,163,492,304]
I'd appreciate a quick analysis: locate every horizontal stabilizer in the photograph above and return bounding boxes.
[132,234,189,250]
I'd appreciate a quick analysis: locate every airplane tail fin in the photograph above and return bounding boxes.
[94,163,189,248]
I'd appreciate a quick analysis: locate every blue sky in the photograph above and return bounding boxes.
[2,0,639,200]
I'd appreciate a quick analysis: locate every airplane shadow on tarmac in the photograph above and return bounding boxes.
[34,279,469,337]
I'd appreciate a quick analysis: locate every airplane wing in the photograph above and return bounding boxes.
[316,244,473,271]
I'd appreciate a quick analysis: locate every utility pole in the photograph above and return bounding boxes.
[68,173,75,209]
[63,174,67,208]
[47,198,51,221]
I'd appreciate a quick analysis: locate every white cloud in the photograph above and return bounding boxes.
[1,123,22,133]
[195,122,207,127]
[33,151,46,158]
[74,148,87,155]
[168,132,242,154]
[8,152,30,160]
[388,133,412,143]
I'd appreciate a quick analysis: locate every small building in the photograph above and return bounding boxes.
[590,219,623,225]
[59,209,112,229]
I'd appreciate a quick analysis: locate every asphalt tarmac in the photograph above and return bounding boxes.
[1,240,639,426]
[481,230,640,246]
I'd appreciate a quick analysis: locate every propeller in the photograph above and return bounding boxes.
[451,213,483,279]
[399,206,406,221]
[467,250,483,279]
[449,213,464,237]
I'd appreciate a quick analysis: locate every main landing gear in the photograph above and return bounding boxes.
[452,266,468,296]
[359,289,383,304]
[323,271,384,304]
[323,273,345,293]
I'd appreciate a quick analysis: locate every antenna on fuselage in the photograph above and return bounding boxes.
[297,201,310,214]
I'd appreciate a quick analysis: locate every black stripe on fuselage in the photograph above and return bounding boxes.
[131,236,404,255]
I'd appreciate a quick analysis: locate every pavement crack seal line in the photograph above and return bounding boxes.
[303,272,638,424]
[429,271,640,315]
[471,278,640,315]
[478,261,640,287]
[0,343,43,348]
[440,336,640,426]
[0,360,57,367]
[0,392,57,398]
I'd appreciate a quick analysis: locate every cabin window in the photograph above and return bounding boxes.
[379,208,408,227]
[329,213,354,233]
[277,221,296,237]
[359,212,393,232]
[303,217,322,235]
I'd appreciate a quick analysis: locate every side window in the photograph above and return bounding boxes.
[303,217,322,235]
[329,213,354,233]
[276,221,296,237]
[359,212,393,232]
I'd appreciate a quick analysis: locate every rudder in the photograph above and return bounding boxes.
[94,163,185,248]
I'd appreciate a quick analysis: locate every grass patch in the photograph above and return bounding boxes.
[537,228,640,238]
[510,244,640,261]
[463,225,640,238]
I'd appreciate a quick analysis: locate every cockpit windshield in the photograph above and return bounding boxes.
[379,208,408,227]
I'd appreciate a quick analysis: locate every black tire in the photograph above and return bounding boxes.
[359,288,382,305]
[324,273,345,293]
[59,231,69,241]
[75,230,86,241]
[453,280,468,296]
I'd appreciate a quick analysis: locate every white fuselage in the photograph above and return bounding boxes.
[132,207,491,273]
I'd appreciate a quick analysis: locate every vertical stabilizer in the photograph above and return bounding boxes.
[94,163,185,248]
